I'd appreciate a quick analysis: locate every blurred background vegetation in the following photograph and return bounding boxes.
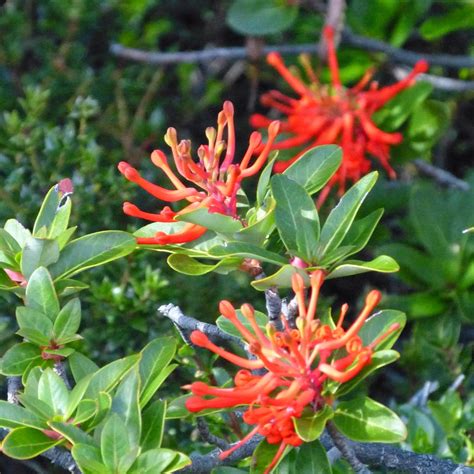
[0,0,473,471]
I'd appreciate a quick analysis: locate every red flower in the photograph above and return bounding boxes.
[119,101,280,245]
[185,271,399,473]
[250,26,428,204]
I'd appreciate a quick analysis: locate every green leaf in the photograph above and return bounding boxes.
[359,309,406,350]
[0,228,21,254]
[69,352,99,383]
[4,219,31,248]
[1,343,41,376]
[428,391,462,434]
[101,413,131,472]
[209,242,287,266]
[226,0,298,36]
[217,309,267,339]
[0,401,46,429]
[74,399,97,424]
[16,306,53,346]
[55,278,89,297]
[33,185,62,236]
[271,174,319,262]
[53,298,81,343]
[176,208,243,233]
[167,254,241,276]
[38,368,69,416]
[284,145,342,195]
[140,337,177,407]
[49,231,136,280]
[294,406,333,442]
[251,439,290,473]
[141,400,166,451]
[326,256,399,279]
[251,265,309,291]
[17,394,55,420]
[420,6,474,40]
[318,172,378,260]
[129,449,182,473]
[85,354,140,399]
[84,392,112,430]
[2,427,61,459]
[66,373,93,419]
[332,350,400,397]
[112,368,141,448]
[295,439,332,474]
[48,421,94,446]
[164,451,193,472]
[257,153,277,206]
[21,238,60,279]
[333,397,407,442]
[72,443,107,474]
[235,205,275,246]
[25,267,59,320]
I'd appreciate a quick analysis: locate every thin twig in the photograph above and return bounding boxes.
[327,421,372,473]
[408,380,439,408]
[196,418,230,451]
[264,287,283,330]
[110,28,474,69]
[413,159,470,191]
[319,0,346,58]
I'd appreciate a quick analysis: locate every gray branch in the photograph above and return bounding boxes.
[264,287,283,330]
[7,376,21,404]
[158,303,245,349]
[414,159,470,191]
[110,29,474,70]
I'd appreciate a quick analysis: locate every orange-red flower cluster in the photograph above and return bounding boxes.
[119,101,280,245]
[185,271,399,473]
[251,26,428,204]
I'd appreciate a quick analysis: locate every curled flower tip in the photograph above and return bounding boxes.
[205,126,216,143]
[249,131,262,148]
[223,100,234,117]
[414,59,429,74]
[366,289,382,307]
[164,127,178,147]
[123,202,139,216]
[219,300,237,319]
[323,25,335,40]
[267,51,283,67]
[190,330,210,347]
[185,396,207,412]
[150,149,168,168]
[118,161,139,180]
[189,381,212,396]
[217,110,227,126]
[291,272,306,293]
[268,120,281,138]
[240,303,254,320]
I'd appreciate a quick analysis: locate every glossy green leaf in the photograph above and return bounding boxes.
[333,397,407,442]
[209,241,286,266]
[83,392,111,430]
[38,368,69,416]
[0,228,21,254]
[66,373,93,419]
[48,421,93,446]
[251,439,290,473]
[318,172,378,259]
[251,265,310,291]
[326,256,399,279]
[1,343,41,376]
[101,413,133,471]
[294,405,333,442]
[25,267,59,320]
[167,254,241,276]
[21,238,60,279]
[217,309,267,339]
[257,153,278,206]
[160,451,190,472]
[69,352,99,383]
[55,278,89,297]
[0,401,45,429]
[4,219,31,248]
[2,427,61,459]
[53,297,81,343]
[284,145,342,195]
[16,306,53,345]
[359,310,406,350]
[227,0,297,36]
[112,368,141,448]
[33,184,61,236]
[176,208,243,233]
[271,174,319,262]
[141,400,166,451]
[129,449,185,473]
[420,6,474,40]
[74,399,97,424]
[84,354,140,398]
[234,206,275,246]
[295,439,332,474]
[332,350,400,397]
[72,443,107,474]
[17,393,55,420]
[140,337,177,407]
[49,231,136,280]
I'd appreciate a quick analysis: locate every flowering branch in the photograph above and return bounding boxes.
[110,29,474,70]
[158,303,245,349]
[196,418,230,451]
